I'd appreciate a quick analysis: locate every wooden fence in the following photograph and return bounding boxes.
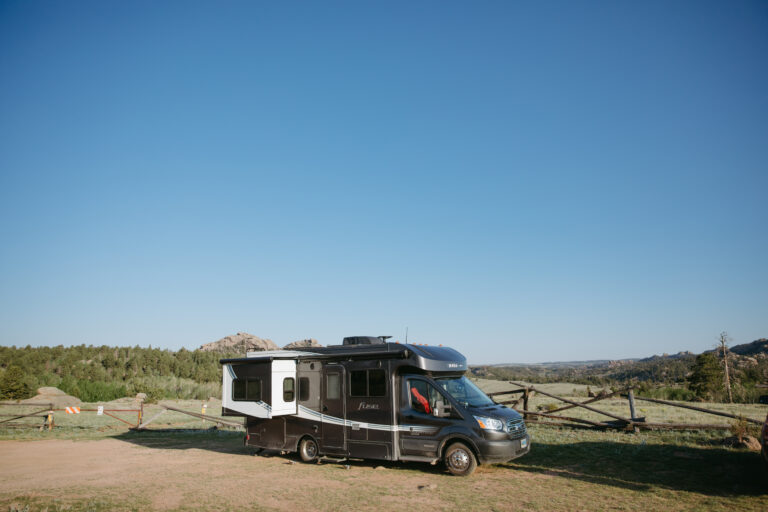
[0,401,242,431]
[491,381,765,432]
[0,402,53,430]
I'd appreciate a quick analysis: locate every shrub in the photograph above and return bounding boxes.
[142,387,164,404]
[59,378,127,402]
[729,415,759,441]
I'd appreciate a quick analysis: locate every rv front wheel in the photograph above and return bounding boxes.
[444,442,477,476]
[299,437,319,463]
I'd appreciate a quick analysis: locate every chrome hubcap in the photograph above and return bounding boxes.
[306,442,317,458]
[449,449,469,470]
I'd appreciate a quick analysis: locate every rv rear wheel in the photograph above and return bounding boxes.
[299,437,319,463]
[444,442,477,476]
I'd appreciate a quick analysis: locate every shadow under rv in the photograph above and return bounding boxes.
[220,336,530,476]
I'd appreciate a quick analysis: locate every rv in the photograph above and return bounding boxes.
[220,336,530,476]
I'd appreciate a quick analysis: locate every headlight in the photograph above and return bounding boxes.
[474,415,504,431]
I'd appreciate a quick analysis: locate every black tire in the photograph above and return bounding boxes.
[299,437,319,463]
[444,442,477,476]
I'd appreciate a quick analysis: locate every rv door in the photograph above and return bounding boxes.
[321,365,346,452]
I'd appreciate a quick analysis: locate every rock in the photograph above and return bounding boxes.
[134,393,147,403]
[374,465,385,470]
[199,332,279,353]
[283,339,323,349]
[722,435,762,451]
[741,436,762,451]
[418,484,437,491]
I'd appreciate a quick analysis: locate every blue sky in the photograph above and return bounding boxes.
[1,1,766,364]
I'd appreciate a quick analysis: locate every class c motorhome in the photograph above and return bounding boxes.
[220,336,530,475]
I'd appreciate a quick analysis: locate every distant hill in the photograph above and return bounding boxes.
[706,338,768,357]
[472,339,768,387]
[639,351,696,362]
[497,360,625,368]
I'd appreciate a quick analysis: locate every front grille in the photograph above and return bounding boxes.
[507,419,527,439]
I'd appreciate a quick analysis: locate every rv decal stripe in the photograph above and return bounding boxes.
[224,400,272,419]
[296,406,438,433]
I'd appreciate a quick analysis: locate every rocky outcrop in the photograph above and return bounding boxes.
[728,338,768,356]
[283,339,323,350]
[199,332,279,353]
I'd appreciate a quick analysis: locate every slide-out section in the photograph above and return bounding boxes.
[222,359,297,418]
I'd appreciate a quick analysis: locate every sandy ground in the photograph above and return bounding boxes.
[0,436,458,511]
[2,432,767,512]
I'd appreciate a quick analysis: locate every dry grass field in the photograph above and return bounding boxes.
[1,389,767,511]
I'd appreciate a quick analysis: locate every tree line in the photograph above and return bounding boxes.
[0,344,239,402]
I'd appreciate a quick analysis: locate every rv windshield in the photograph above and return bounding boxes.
[436,376,495,408]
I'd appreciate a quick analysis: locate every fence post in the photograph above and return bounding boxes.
[628,388,639,433]
[48,410,54,431]
[523,388,530,420]
[138,402,143,428]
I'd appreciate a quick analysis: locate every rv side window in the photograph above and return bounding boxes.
[407,379,442,415]
[326,374,340,400]
[350,369,387,397]
[283,378,295,402]
[247,379,261,401]
[368,369,386,396]
[350,371,367,396]
[233,379,246,400]
[233,379,261,401]
[298,377,310,402]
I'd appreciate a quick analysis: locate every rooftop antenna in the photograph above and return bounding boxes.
[405,327,408,344]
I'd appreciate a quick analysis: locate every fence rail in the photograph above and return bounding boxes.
[0,401,243,432]
[496,381,765,432]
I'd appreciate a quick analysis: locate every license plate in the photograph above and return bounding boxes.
[520,438,528,449]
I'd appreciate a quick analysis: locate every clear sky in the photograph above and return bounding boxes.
[1,1,766,364]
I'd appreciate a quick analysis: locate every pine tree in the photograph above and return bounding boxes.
[0,365,31,400]
[688,353,723,400]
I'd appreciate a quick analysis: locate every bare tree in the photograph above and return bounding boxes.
[719,331,733,403]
